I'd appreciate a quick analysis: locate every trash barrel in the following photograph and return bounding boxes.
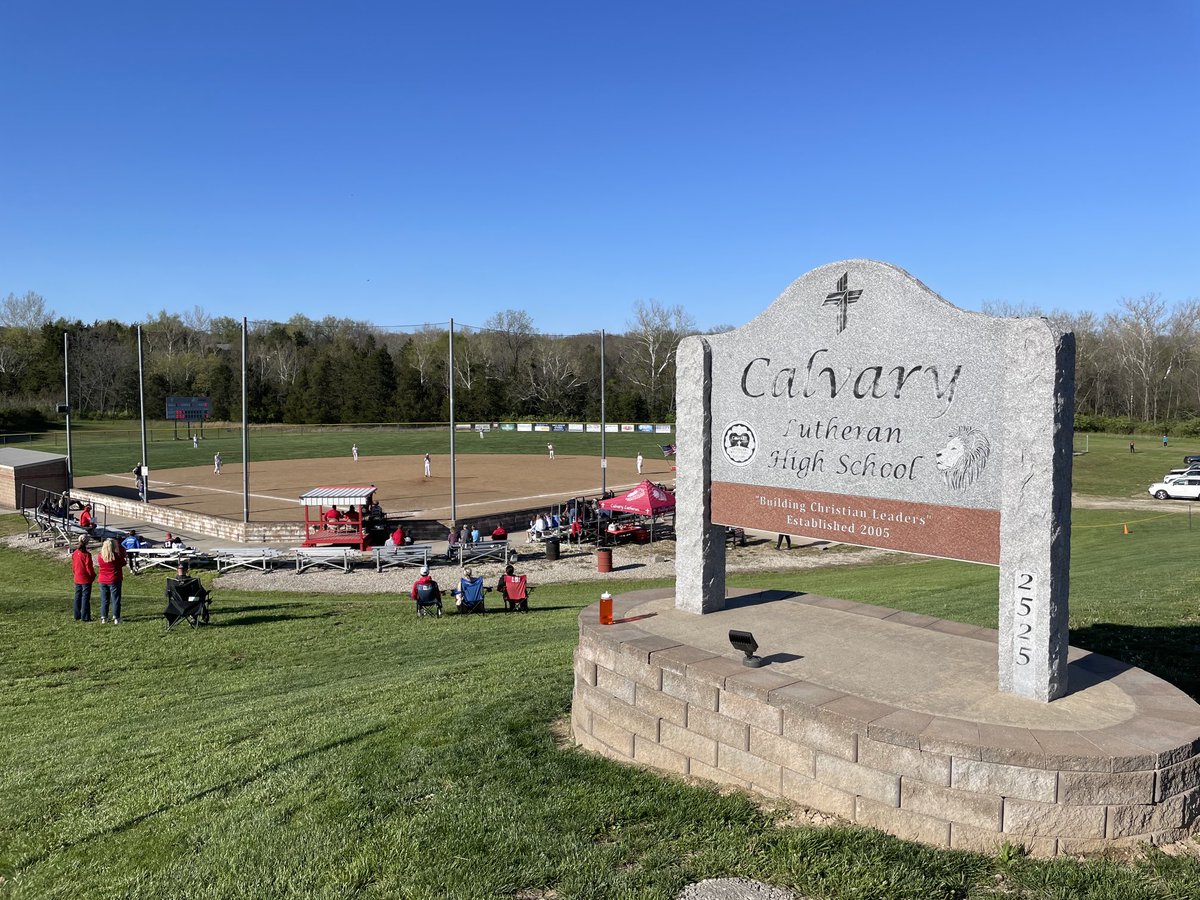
[545,536,560,561]
[596,547,613,573]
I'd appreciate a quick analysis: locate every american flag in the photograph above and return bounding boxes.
[660,443,676,457]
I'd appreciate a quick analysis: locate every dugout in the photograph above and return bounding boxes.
[0,448,69,510]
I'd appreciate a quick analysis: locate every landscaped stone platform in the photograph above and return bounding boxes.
[571,588,1200,856]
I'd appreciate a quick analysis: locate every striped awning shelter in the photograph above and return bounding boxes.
[298,486,376,507]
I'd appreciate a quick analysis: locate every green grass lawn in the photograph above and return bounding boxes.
[3,509,1200,899]
[1071,432,1200,499]
[13,425,665,478]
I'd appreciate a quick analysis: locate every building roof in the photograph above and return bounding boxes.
[298,485,377,506]
[0,447,68,469]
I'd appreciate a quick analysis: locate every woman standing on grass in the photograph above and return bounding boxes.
[71,536,96,621]
[97,538,126,624]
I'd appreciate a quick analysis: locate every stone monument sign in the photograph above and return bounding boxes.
[675,260,1075,701]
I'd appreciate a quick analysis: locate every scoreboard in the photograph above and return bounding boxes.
[165,396,212,421]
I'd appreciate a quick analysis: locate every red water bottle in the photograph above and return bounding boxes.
[599,591,613,625]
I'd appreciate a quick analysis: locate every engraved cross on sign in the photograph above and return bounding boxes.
[823,272,863,334]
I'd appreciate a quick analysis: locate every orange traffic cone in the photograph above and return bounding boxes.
[1123,523,1130,535]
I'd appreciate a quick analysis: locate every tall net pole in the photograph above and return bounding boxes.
[448,318,457,527]
[600,328,607,496]
[63,332,73,487]
[137,325,147,502]
[241,317,249,524]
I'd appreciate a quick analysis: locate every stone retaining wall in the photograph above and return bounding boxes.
[571,593,1200,856]
[70,489,304,544]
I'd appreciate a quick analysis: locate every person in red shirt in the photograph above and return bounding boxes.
[78,504,94,531]
[491,523,507,541]
[71,536,96,621]
[97,538,127,624]
[390,524,407,547]
[410,566,442,614]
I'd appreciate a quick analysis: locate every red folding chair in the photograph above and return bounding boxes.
[502,574,529,612]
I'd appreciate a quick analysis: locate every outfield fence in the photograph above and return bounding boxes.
[1,420,675,447]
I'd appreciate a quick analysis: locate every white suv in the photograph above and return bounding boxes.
[1149,477,1200,500]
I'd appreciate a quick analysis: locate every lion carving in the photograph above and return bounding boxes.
[935,426,990,490]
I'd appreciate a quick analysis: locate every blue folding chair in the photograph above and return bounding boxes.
[454,576,488,614]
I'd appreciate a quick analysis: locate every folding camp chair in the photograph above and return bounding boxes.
[414,581,443,618]
[164,576,212,630]
[502,574,529,613]
[453,576,488,614]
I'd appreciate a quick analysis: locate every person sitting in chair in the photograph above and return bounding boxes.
[165,562,211,626]
[496,564,530,612]
[451,567,489,614]
[491,522,507,541]
[411,566,443,615]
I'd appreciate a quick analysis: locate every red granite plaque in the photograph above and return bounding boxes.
[711,481,1000,565]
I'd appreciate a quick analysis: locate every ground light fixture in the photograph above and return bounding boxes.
[729,629,765,667]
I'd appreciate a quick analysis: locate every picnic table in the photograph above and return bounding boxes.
[295,546,357,574]
[213,547,283,573]
[373,543,433,572]
[604,523,649,544]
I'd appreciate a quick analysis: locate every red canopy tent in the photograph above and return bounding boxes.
[598,481,675,541]
[598,480,676,515]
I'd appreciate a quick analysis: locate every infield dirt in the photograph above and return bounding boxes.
[75,452,673,524]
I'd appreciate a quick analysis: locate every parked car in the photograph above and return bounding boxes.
[1163,465,1200,483]
[1148,477,1200,500]
[1183,454,1200,465]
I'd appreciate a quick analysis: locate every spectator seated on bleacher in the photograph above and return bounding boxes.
[527,516,546,543]
[388,524,407,547]
[163,533,188,549]
[323,506,345,529]
[79,504,94,531]
[491,523,507,541]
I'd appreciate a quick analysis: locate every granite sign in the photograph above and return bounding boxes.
[675,260,1075,701]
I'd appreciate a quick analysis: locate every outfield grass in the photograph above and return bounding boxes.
[11,423,1200,499]
[3,508,1199,899]
[12,425,663,478]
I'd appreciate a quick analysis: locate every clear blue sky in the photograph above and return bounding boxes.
[2,1,1196,333]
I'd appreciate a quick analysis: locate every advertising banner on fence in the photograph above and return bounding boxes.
[655,424,673,433]
[586,423,602,432]
[621,424,635,432]
[551,423,568,432]
[500,423,517,431]
[568,423,584,432]
[516,423,532,432]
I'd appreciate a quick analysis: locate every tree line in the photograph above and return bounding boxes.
[0,293,699,430]
[2,290,1198,435]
